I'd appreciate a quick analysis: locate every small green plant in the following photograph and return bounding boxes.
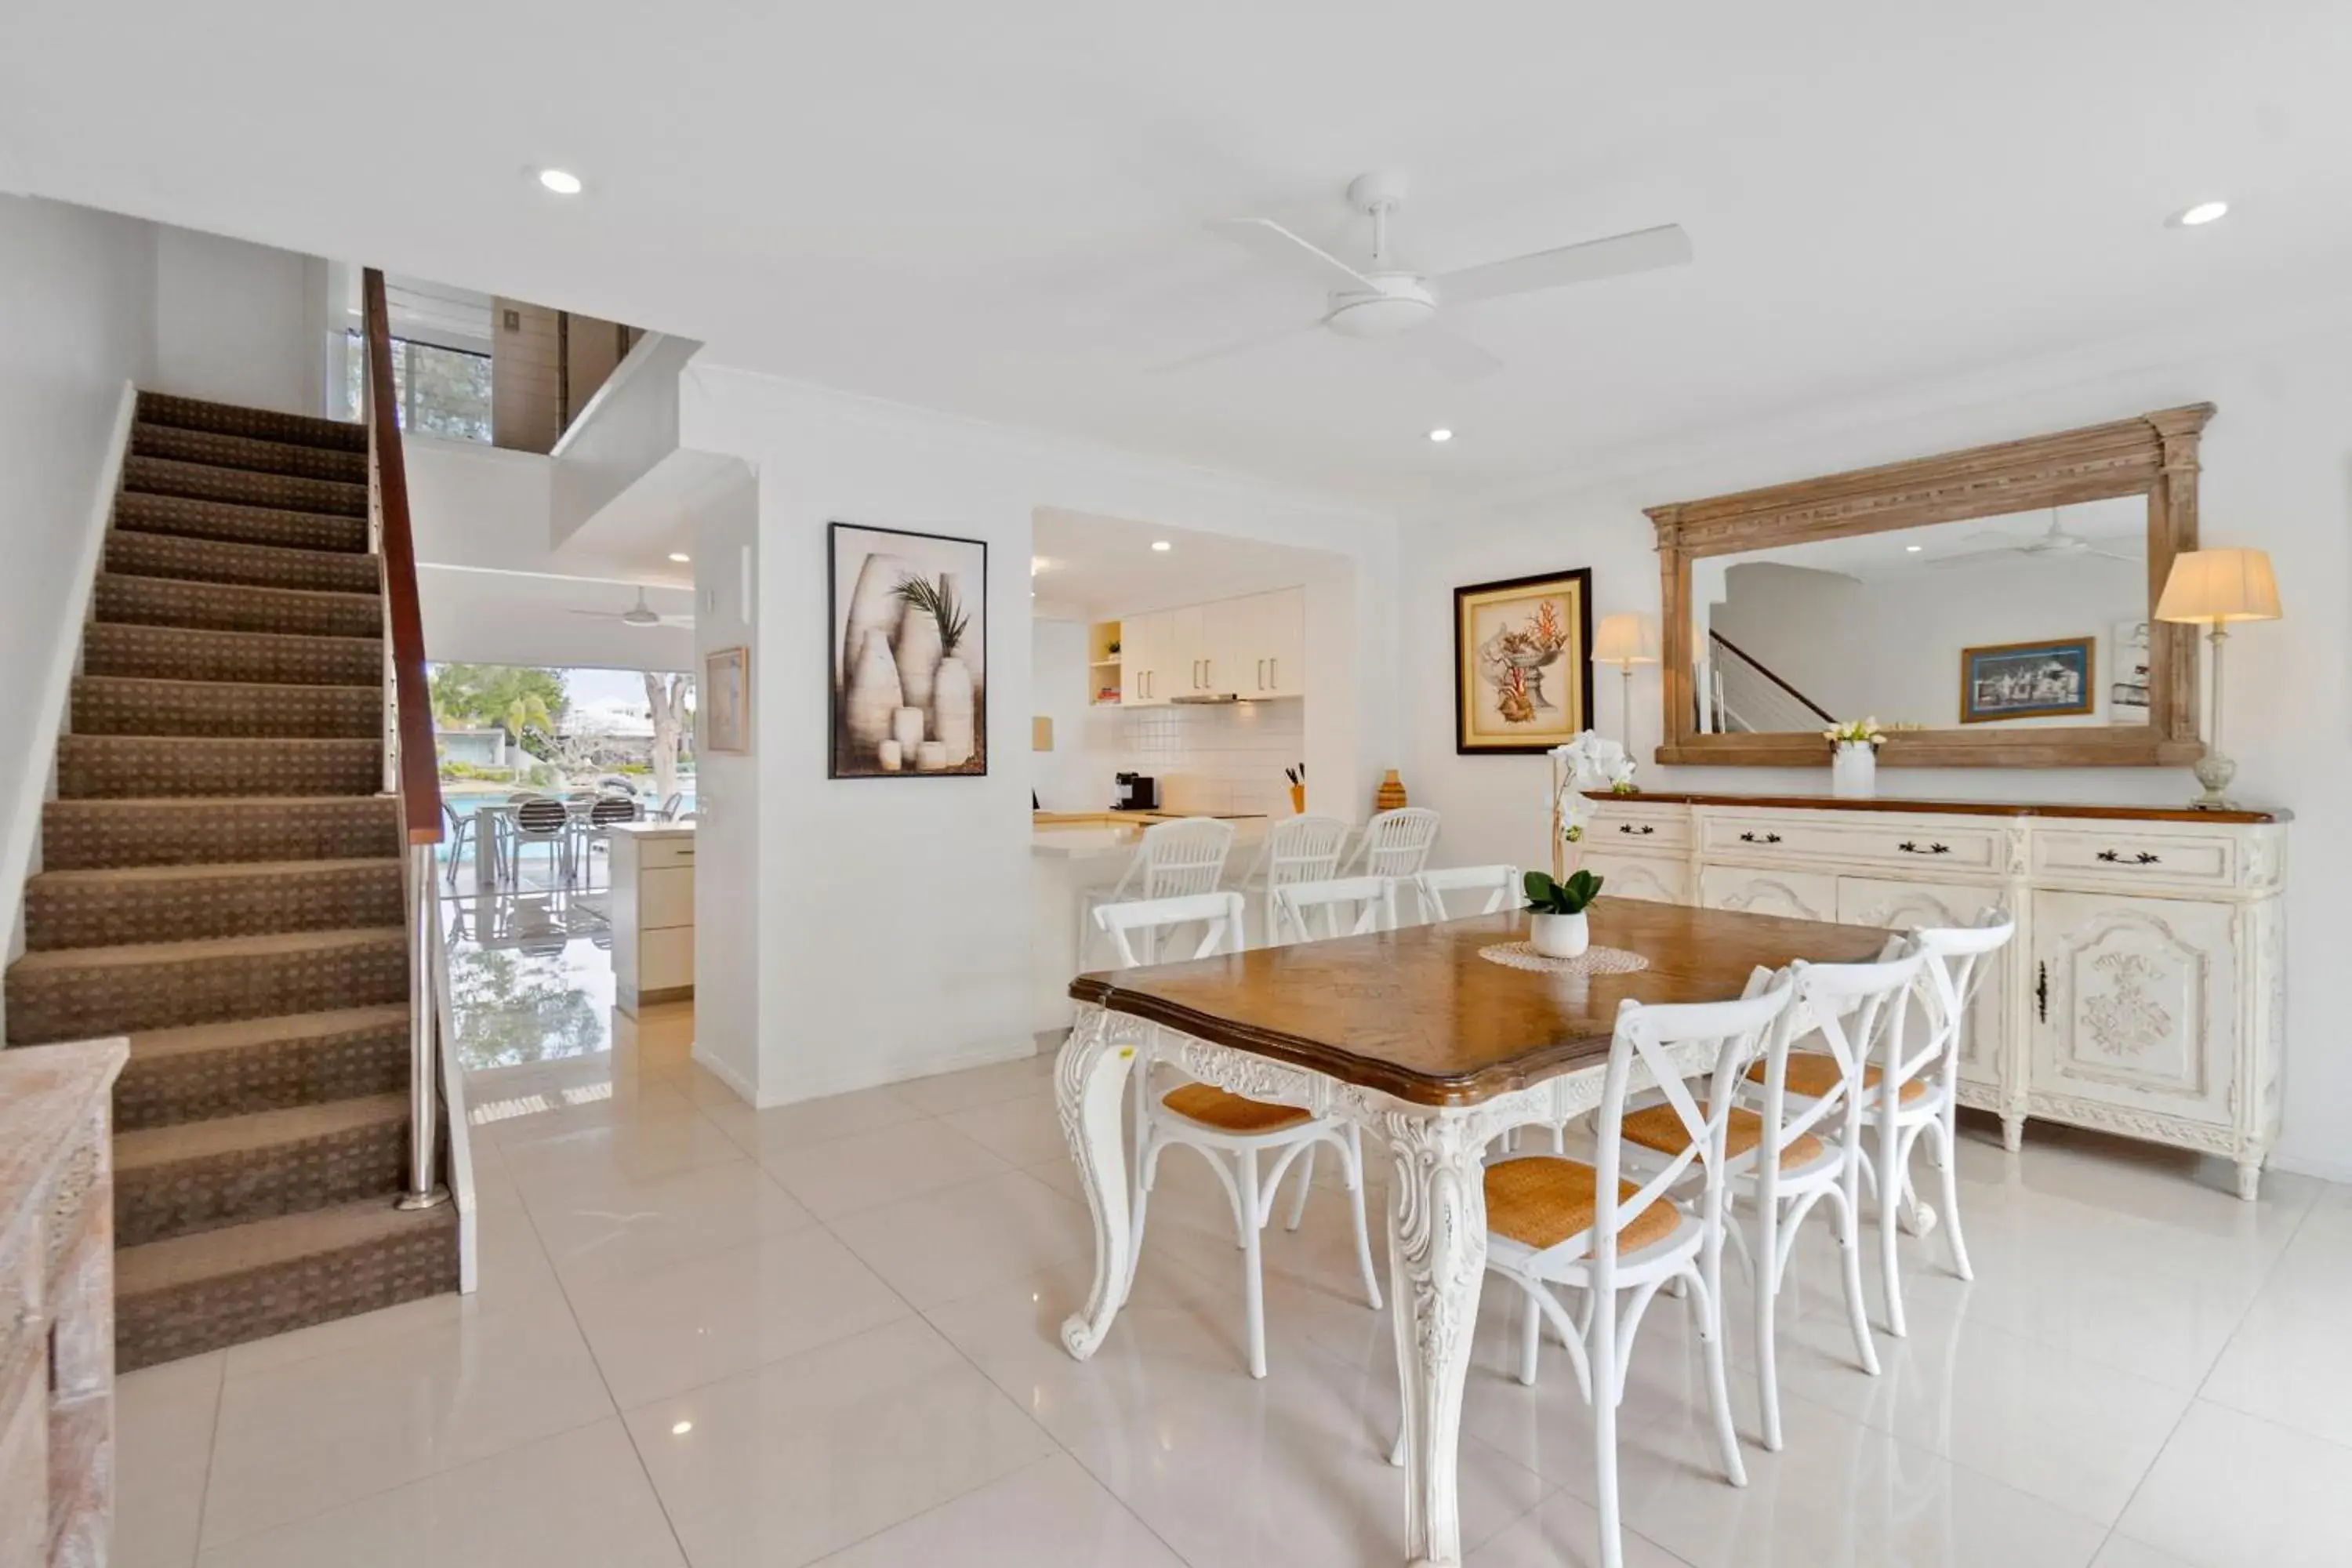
[894,574,970,655]
[1523,868,1604,915]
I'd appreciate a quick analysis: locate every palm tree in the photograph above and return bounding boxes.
[503,692,556,753]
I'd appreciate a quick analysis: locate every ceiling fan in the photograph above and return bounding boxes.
[564,589,694,630]
[1925,511,2141,571]
[1151,170,1693,383]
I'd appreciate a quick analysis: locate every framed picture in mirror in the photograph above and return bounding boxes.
[1959,637,2094,724]
[1453,568,1594,753]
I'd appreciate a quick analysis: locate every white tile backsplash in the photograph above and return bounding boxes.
[1120,701,1303,815]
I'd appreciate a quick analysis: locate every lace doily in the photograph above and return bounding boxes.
[1478,942,1651,976]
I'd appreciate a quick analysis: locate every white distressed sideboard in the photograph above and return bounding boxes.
[1576,791,2288,1198]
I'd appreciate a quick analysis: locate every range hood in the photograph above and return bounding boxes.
[1170,691,1242,705]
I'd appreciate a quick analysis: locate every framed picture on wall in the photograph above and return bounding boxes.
[1453,568,1595,753]
[1959,636,2094,724]
[828,522,989,778]
[703,646,750,753]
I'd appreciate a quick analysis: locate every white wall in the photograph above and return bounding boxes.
[0,194,155,964]
[677,368,1396,1105]
[1029,617,1120,811]
[687,469,763,1103]
[1399,325,2352,1175]
[151,225,321,416]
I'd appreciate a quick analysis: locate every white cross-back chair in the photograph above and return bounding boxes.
[1860,911,2014,1334]
[1454,977,1796,1568]
[1233,815,1349,942]
[1624,953,1922,1450]
[1409,862,1522,924]
[1269,874,1399,945]
[1343,807,1441,877]
[1098,890,1383,1379]
[1076,817,1236,967]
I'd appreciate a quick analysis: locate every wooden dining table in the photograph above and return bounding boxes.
[1055,898,1893,1568]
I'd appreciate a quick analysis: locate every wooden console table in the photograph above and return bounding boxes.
[1,1039,127,1568]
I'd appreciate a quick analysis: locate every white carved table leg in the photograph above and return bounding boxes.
[1385,1112,1489,1568]
[1056,1005,1142,1359]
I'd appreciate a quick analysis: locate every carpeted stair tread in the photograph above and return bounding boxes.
[131,421,368,484]
[42,796,401,869]
[4,926,407,1044]
[25,858,402,950]
[95,572,381,639]
[105,528,381,595]
[82,623,383,688]
[134,391,367,453]
[123,456,368,517]
[56,735,379,798]
[115,1198,457,1371]
[116,1091,408,1174]
[114,491,368,554]
[118,1005,411,1131]
[113,1092,411,1247]
[70,674,381,740]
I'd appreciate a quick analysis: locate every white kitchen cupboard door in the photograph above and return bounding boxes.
[1581,852,1690,906]
[1836,876,2009,1094]
[2030,891,2238,1129]
[1124,611,1167,706]
[1698,866,1838,923]
[1258,588,1306,697]
[1201,597,1249,695]
[1167,604,1207,694]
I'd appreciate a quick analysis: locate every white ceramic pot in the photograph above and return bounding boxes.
[893,604,942,717]
[843,630,905,757]
[840,552,915,675]
[1831,740,1877,800]
[890,705,926,751]
[934,655,976,765]
[877,739,902,772]
[915,740,949,771]
[1530,910,1591,960]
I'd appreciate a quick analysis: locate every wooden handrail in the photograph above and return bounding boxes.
[1707,630,1836,725]
[361,268,445,844]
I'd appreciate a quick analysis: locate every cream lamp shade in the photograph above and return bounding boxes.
[1593,612,1661,666]
[2155,548,2283,625]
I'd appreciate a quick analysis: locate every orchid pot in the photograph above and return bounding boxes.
[1523,869,1602,960]
[1529,911,1591,960]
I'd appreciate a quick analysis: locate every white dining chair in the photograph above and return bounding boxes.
[1076,817,1236,967]
[1409,862,1523,924]
[1626,953,1922,1451]
[508,794,575,886]
[1864,911,2015,1334]
[1269,874,1399,944]
[1232,815,1349,942]
[1098,891,1383,1378]
[1343,806,1441,878]
[1465,978,1795,1568]
[577,794,641,889]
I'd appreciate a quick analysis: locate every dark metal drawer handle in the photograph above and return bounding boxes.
[2095,849,2161,865]
[1896,841,1951,855]
[1737,831,1783,844]
[1618,824,1656,836]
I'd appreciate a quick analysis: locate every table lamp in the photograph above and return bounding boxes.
[2154,547,2281,810]
[1592,612,1660,752]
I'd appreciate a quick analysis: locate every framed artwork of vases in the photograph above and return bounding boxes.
[828,522,989,778]
[1453,568,1594,753]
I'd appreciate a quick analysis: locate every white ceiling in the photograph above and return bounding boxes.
[5,2,2348,506]
[417,566,694,672]
[1030,508,1342,620]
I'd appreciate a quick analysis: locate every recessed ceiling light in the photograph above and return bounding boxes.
[1151,540,1172,553]
[1428,428,1454,443]
[2170,200,2228,227]
[667,551,691,564]
[1905,544,1922,553]
[670,1421,692,1436]
[537,168,584,195]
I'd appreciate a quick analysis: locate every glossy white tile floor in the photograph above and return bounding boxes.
[117,993,2352,1568]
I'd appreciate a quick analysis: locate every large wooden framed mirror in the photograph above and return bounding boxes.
[1648,405,2212,768]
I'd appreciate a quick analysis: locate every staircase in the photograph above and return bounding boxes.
[4,390,457,1371]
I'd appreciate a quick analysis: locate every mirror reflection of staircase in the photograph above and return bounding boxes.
[3,391,455,1370]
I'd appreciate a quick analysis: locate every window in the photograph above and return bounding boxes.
[346,332,493,444]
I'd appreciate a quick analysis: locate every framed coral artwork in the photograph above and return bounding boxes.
[1454,568,1594,753]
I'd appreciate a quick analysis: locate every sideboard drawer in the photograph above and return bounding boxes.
[2031,826,2237,891]
[1585,800,1691,853]
[1698,813,2005,876]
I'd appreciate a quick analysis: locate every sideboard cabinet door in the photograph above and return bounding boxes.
[1698,866,1838,924]
[1579,851,1690,906]
[2029,890,2238,1128]
[1836,876,2009,1096]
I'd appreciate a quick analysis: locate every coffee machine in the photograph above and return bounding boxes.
[1112,772,1160,811]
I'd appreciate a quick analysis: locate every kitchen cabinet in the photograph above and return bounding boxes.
[1123,610,1168,707]
[612,822,696,1012]
[1114,587,1308,702]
